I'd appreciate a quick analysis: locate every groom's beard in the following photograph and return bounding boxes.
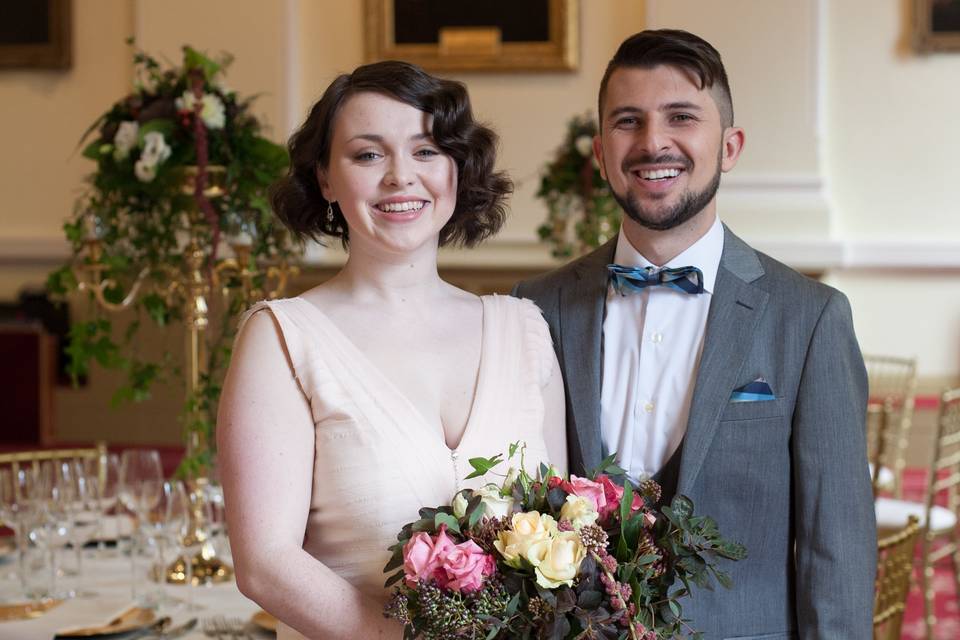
[611,150,723,232]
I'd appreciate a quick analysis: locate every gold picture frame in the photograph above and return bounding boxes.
[0,0,71,69]
[364,0,578,72]
[915,0,960,52]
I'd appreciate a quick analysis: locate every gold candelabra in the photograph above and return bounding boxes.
[74,166,299,584]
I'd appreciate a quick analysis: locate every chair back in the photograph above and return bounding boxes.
[0,442,108,488]
[873,514,922,639]
[868,398,895,498]
[864,354,917,497]
[924,388,960,522]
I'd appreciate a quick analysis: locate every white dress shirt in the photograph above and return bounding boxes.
[600,215,724,484]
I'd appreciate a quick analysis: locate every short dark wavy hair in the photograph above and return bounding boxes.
[270,60,512,248]
[599,29,734,129]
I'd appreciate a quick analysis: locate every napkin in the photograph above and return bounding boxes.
[54,603,148,637]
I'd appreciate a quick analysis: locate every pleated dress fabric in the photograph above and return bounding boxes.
[239,295,559,640]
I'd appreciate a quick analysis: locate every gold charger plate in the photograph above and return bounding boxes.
[251,609,278,632]
[54,606,155,638]
[0,599,63,622]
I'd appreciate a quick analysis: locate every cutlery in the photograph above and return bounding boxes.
[147,617,198,639]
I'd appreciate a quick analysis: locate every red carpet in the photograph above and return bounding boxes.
[899,468,959,639]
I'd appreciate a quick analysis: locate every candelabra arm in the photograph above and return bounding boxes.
[76,267,150,313]
[266,263,300,300]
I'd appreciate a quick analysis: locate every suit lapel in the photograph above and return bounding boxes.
[678,227,769,494]
[560,239,616,474]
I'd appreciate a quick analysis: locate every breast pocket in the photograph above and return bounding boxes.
[719,397,785,422]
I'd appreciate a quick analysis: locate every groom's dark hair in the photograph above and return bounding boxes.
[598,29,734,129]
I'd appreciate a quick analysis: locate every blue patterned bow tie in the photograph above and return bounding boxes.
[607,264,705,295]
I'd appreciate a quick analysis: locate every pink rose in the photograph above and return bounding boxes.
[402,525,456,588]
[563,475,607,513]
[597,475,644,520]
[437,539,496,593]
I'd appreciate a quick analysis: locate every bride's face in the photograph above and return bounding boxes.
[318,91,458,256]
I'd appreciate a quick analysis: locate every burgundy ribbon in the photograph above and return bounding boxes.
[190,69,221,267]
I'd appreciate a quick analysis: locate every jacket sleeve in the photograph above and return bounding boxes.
[792,290,876,638]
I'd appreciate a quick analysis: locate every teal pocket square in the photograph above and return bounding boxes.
[730,377,775,402]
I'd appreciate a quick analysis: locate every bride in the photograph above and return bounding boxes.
[217,60,567,639]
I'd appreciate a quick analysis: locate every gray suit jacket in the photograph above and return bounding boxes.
[514,225,876,640]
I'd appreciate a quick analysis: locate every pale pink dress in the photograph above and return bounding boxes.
[241,294,563,640]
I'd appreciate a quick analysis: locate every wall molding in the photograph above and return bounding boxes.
[6,234,959,273]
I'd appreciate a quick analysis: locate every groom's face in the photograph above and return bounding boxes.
[594,64,742,232]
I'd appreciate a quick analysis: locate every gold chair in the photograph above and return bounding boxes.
[864,354,917,498]
[875,388,960,638]
[0,442,108,487]
[868,398,896,498]
[874,515,922,640]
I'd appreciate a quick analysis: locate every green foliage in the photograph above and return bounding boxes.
[51,42,298,478]
[385,449,747,639]
[465,454,504,480]
[536,113,620,259]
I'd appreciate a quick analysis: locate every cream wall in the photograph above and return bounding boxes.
[822,0,960,381]
[0,0,957,443]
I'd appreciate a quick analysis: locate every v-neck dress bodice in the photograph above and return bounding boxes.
[241,294,560,637]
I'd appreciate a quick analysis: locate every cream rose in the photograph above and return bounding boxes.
[177,91,226,129]
[574,134,594,158]
[113,121,139,161]
[134,157,157,182]
[475,484,514,520]
[526,530,586,589]
[560,494,599,530]
[140,131,172,165]
[493,511,557,568]
[451,491,469,519]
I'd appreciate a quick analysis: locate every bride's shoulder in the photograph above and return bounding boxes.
[489,293,547,320]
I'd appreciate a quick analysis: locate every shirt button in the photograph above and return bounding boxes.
[651,331,663,344]
[644,402,655,413]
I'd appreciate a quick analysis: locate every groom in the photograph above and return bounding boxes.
[515,30,876,639]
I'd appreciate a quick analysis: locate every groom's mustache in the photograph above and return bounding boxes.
[621,153,692,173]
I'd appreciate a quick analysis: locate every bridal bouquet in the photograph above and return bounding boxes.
[383,443,746,639]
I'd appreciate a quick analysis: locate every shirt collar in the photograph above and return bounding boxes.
[612,215,724,294]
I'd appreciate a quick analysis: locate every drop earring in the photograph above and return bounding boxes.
[326,203,334,224]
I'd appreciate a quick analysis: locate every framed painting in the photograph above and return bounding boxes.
[364,0,578,72]
[915,0,960,52]
[0,0,71,69]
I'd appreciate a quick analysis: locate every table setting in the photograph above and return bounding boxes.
[0,449,276,640]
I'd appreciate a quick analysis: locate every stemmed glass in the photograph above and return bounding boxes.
[1,465,42,599]
[143,480,188,607]
[179,485,213,612]
[27,461,74,599]
[118,450,163,602]
[82,454,121,558]
[0,467,25,588]
[64,460,100,597]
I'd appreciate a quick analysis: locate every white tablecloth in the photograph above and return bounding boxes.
[0,549,267,640]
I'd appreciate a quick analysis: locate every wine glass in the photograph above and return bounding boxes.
[179,485,213,612]
[118,450,163,602]
[143,480,188,607]
[87,453,122,558]
[64,460,100,597]
[0,467,24,587]
[27,461,74,599]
